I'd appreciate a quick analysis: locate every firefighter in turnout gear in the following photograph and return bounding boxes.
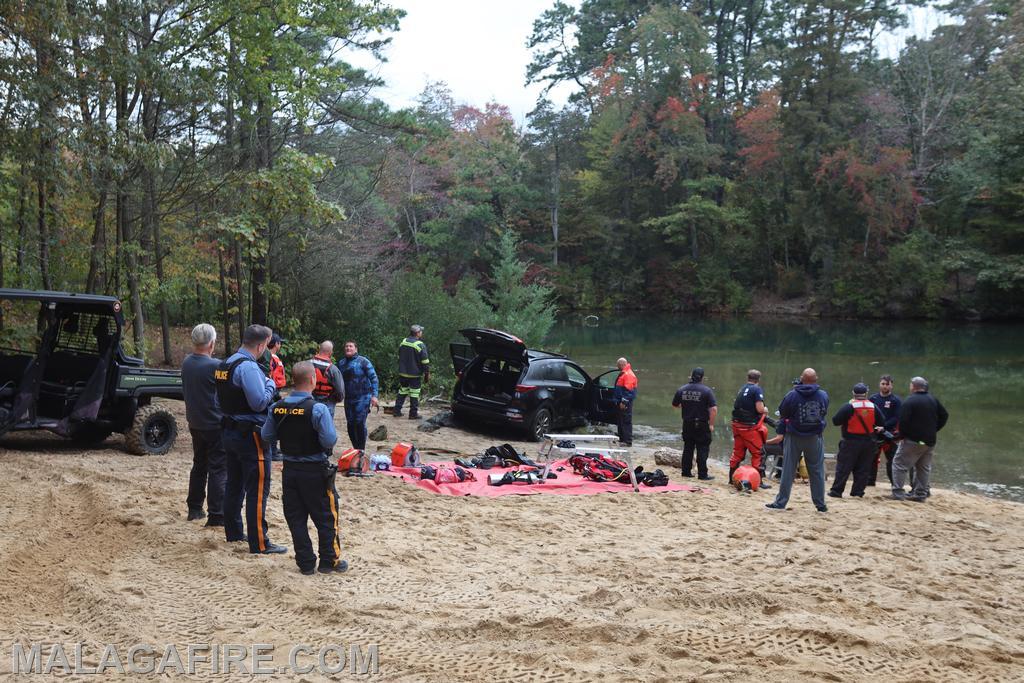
[829,383,886,498]
[729,369,772,490]
[309,341,345,417]
[216,324,287,555]
[261,361,349,576]
[393,324,430,419]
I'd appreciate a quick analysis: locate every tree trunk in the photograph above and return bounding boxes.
[233,238,245,343]
[249,90,272,325]
[551,142,560,266]
[15,161,28,287]
[36,174,52,289]
[218,246,232,357]
[85,188,108,293]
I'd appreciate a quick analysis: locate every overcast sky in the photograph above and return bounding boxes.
[346,0,577,123]
[348,1,945,124]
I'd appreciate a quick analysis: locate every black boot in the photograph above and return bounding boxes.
[408,397,419,419]
[393,394,405,417]
[728,467,736,485]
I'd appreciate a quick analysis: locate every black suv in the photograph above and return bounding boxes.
[0,289,183,454]
[450,328,620,440]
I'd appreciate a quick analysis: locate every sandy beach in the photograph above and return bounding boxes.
[1,400,1022,681]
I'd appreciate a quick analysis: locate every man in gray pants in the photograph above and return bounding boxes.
[892,376,948,502]
[766,368,830,513]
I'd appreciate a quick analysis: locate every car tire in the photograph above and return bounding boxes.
[70,422,114,447]
[526,406,552,442]
[125,404,178,455]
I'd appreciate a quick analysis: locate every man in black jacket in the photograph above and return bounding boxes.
[891,376,949,502]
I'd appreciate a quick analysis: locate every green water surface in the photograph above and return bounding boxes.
[547,315,1024,501]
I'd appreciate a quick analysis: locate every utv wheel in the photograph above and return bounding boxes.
[125,404,178,455]
[526,407,552,442]
[70,423,114,447]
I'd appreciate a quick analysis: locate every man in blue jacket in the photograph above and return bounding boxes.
[337,340,379,450]
[262,362,348,575]
[766,368,830,513]
[216,324,287,554]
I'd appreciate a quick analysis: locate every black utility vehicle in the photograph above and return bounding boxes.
[0,289,183,454]
[450,328,620,441]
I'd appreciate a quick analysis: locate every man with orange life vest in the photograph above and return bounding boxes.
[267,334,286,395]
[612,357,638,447]
[828,383,886,498]
[264,333,287,462]
[309,341,344,417]
[217,324,287,555]
[261,361,348,576]
[729,369,772,490]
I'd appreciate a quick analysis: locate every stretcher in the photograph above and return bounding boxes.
[540,434,639,492]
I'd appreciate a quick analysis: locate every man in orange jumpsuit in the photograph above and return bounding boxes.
[730,369,771,489]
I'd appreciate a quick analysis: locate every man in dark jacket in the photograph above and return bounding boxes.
[891,376,948,502]
[766,368,830,512]
[672,367,717,480]
[869,374,902,485]
[181,323,226,526]
[829,383,886,499]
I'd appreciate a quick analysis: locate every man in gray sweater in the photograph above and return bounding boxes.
[181,323,227,526]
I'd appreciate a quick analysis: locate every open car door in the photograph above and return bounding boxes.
[450,342,474,375]
[588,369,621,425]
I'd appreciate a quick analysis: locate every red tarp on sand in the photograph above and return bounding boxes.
[377,459,711,497]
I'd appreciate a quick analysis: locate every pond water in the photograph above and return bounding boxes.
[547,315,1024,502]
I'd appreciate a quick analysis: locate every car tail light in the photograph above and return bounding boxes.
[515,384,537,393]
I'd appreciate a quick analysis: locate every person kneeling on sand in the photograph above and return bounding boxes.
[262,361,349,575]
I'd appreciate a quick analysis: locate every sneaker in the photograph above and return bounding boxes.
[760,481,772,490]
[697,475,715,481]
[226,535,248,543]
[408,414,419,420]
[251,543,288,555]
[890,492,907,501]
[186,508,206,521]
[319,560,349,574]
[816,505,828,513]
[392,412,403,418]
[765,502,786,510]
[680,472,693,478]
[907,495,926,502]
[204,515,224,527]
[827,491,842,499]
[300,567,315,576]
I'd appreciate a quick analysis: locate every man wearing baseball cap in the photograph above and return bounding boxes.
[394,324,430,419]
[828,383,886,498]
